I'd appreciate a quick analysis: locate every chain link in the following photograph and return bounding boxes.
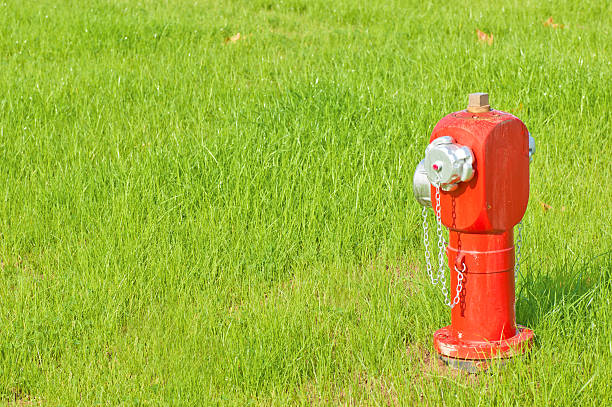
[515,221,523,281]
[421,181,463,308]
[451,263,465,307]
[421,206,437,284]
[434,184,451,305]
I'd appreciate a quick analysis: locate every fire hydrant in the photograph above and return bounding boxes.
[413,93,535,371]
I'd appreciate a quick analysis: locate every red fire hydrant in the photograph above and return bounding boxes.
[413,93,535,371]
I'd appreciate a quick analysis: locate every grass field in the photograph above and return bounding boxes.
[1,0,611,405]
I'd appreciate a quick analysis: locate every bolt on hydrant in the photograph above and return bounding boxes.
[413,93,536,372]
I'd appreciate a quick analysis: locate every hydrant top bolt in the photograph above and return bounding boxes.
[467,92,491,113]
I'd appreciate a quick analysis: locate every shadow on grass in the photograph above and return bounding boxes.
[516,249,611,327]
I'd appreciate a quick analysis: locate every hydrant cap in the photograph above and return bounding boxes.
[423,136,475,191]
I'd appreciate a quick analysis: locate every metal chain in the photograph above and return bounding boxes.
[421,181,463,308]
[451,263,465,307]
[421,206,437,284]
[515,221,523,281]
[433,184,451,306]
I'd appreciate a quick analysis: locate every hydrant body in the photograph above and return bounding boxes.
[415,94,534,368]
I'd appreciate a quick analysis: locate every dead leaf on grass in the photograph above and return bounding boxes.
[476,29,494,45]
[224,32,241,43]
[540,202,552,212]
[543,17,565,29]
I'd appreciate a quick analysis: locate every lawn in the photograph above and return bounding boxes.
[0,0,611,405]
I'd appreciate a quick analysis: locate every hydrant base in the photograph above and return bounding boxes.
[433,325,534,363]
[438,355,509,373]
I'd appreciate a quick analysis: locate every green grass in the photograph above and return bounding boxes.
[1,0,611,405]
